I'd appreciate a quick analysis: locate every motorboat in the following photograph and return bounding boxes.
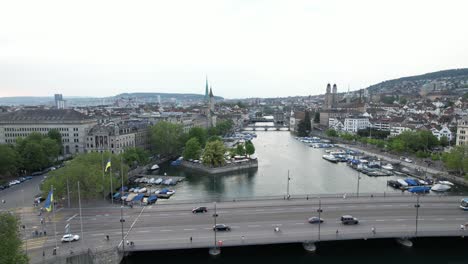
[155,178,163,185]
[397,179,409,187]
[438,180,454,186]
[382,164,394,170]
[431,184,451,192]
[407,186,431,193]
[322,154,338,163]
[149,164,160,171]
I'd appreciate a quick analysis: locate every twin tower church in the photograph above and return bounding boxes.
[203,77,217,128]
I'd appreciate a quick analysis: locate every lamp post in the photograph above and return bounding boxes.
[317,198,323,241]
[120,206,125,252]
[356,171,361,198]
[66,174,70,208]
[415,194,421,236]
[77,182,84,244]
[213,202,218,250]
[286,170,291,199]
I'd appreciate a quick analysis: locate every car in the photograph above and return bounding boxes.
[341,215,359,225]
[404,158,413,163]
[308,216,324,224]
[192,206,208,213]
[61,234,80,242]
[213,224,231,231]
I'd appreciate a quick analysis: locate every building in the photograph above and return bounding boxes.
[431,126,453,141]
[344,117,370,133]
[456,117,468,145]
[389,126,413,137]
[54,94,66,109]
[85,122,150,154]
[0,109,97,154]
[323,83,338,109]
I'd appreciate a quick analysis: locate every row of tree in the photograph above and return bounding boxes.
[0,213,28,264]
[441,146,468,177]
[0,131,62,180]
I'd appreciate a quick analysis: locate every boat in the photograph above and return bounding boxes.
[149,164,160,171]
[438,180,454,186]
[397,179,409,187]
[417,180,428,185]
[407,186,431,193]
[387,180,402,189]
[382,164,394,170]
[155,188,176,198]
[404,179,418,186]
[431,184,451,192]
[132,193,145,202]
[322,154,338,163]
[155,178,163,185]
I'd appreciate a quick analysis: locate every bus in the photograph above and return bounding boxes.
[460,198,468,211]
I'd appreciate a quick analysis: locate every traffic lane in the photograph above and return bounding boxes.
[0,175,44,210]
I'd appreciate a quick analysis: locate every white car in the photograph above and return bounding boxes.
[403,158,413,163]
[61,234,80,242]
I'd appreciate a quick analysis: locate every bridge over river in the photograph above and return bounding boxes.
[27,195,468,263]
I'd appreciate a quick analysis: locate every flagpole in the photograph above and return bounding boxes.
[110,153,113,205]
[51,185,58,251]
[78,181,84,245]
[121,154,124,206]
[101,151,105,201]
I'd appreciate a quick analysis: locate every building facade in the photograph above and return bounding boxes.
[344,117,370,133]
[456,117,468,145]
[0,109,97,154]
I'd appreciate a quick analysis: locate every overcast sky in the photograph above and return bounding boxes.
[1,0,467,99]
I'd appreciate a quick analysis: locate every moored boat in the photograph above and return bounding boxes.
[322,154,338,163]
[431,184,451,192]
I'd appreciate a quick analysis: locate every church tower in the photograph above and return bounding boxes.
[204,76,209,102]
[332,84,337,108]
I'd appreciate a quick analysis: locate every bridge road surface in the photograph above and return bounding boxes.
[28,196,468,263]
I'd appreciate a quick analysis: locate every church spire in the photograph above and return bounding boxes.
[209,86,213,97]
[205,76,209,101]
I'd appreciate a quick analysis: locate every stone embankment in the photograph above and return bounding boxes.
[180,159,258,174]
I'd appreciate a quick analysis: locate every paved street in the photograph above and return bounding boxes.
[0,175,45,211]
[25,195,468,263]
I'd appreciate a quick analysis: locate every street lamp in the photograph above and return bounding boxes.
[415,194,421,236]
[212,202,219,250]
[317,198,323,241]
[120,206,125,252]
[286,170,291,199]
[356,171,361,198]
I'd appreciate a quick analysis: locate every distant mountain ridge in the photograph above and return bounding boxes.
[367,68,468,94]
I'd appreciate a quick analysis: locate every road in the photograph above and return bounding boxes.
[0,175,45,211]
[26,195,468,263]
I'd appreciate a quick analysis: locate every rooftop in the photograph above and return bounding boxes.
[0,109,94,122]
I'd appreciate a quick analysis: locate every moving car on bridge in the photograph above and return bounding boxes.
[460,198,468,211]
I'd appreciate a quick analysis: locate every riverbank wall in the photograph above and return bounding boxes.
[180,160,258,174]
[35,247,123,264]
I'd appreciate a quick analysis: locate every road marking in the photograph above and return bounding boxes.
[375,220,385,222]
[395,219,405,221]
[66,214,78,222]
[272,224,283,226]
[293,223,305,225]
[136,230,150,233]
[160,230,173,232]
[231,226,240,228]
[184,229,195,231]
[435,218,445,221]
[91,233,105,237]
[248,225,260,227]
[203,228,212,230]
[383,205,392,207]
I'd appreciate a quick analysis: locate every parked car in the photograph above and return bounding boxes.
[61,234,80,242]
[308,216,324,224]
[213,224,231,231]
[192,206,208,213]
[340,215,359,225]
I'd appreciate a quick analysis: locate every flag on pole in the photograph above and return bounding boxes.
[105,159,111,172]
[44,190,54,212]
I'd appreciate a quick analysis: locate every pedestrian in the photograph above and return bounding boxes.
[126,240,129,246]
[190,236,192,243]
[1,199,5,204]
[106,235,109,241]
[336,229,339,235]
[460,224,465,231]
[371,227,376,234]
[241,236,245,242]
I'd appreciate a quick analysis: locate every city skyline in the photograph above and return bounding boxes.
[1,0,468,99]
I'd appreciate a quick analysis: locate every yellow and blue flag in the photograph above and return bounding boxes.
[105,159,111,172]
[44,190,54,212]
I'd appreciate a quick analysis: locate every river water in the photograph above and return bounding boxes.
[125,131,468,263]
[156,131,424,202]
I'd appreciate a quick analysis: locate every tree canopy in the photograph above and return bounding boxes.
[202,140,226,167]
[122,147,149,168]
[183,138,202,160]
[0,145,20,177]
[245,140,255,157]
[150,121,185,156]
[188,127,208,147]
[442,146,468,176]
[0,213,28,264]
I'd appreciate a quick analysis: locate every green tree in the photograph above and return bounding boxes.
[18,140,48,172]
[202,140,226,167]
[325,129,338,137]
[188,127,208,147]
[439,136,449,147]
[207,135,222,142]
[245,140,255,157]
[0,213,28,264]
[216,120,234,136]
[42,152,128,200]
[183,138,202,160]
[313,112,320,123]
[236,143,246,156]
[0,145,20,177]
[296,120,308,137]
[47,129,63,153]
[442,146,467,175]
[389,138,406,153]
[122,147,149,167]
[42,138,61,162]
[150,121,185,156]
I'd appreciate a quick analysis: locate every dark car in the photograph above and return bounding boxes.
[308,217,324,224]
[341,215,359,225]
[213,224,231,231]
[192,206,208,213]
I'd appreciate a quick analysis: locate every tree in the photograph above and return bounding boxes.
[303,111,311,133]
[236,143,246,156]
[0,145,20,177]
[216,120,234,136]
[42,152,128,200]
[313,112,320,123]
[442,146,467,175]
[202,140,226,167]
[18,140,48,172]
[47,129,63,153]
[207,135,222,142]
[388,138,406,153]
[439,136,449,147]
[122,147,149,167]
[325,129,338,137]
[150,121,185,156]
[0,213,28,264]
[183,138,202,160]
[296,120,308,137]
[245,140,255,157]
[188,127,208,147]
